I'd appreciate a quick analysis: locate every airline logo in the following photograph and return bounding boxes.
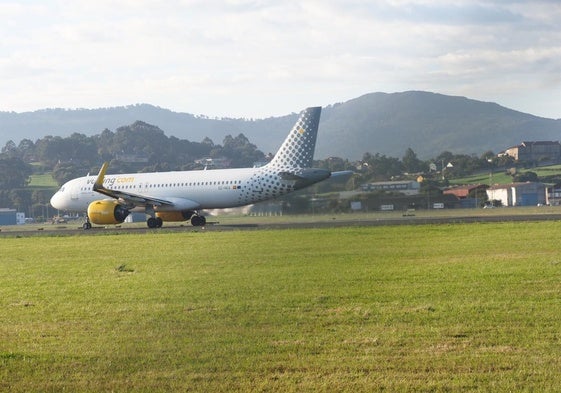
[86,176,134,187]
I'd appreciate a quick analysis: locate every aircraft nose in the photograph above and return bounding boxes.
[50,191,63,209]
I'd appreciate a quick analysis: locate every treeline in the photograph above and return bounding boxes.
[0,119,522,218]
[315,148,517,186]
[1,121,266,186]
[0,121,266,219]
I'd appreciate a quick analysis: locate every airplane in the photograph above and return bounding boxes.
[50,106,346,229]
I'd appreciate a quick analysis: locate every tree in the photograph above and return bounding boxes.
[95,128,115,161]
[8,189,31,214]
[316,156,353,172]
[1,140,18,158]
[402,148,424,173]
[18,139,36,162]
[201,137,214,147]
[220,133,265,167]
[66,133,98,164]
[513,171,538,182]
[34,136,68,165]
[361,152,403,181]
[31,189,53,220]
[0,157,32,189]
[52,162,86,186]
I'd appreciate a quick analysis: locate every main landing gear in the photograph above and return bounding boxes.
[190,215,206,227]
[146,216,163,228]
[144,212,206,228]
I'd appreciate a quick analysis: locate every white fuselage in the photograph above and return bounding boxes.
[50,165,327,213]
[49,106,331,225]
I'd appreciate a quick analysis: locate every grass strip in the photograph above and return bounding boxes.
[2,223,561,391]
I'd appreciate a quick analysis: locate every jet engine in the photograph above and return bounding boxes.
[155,211,193,222]
[87,200,130,225]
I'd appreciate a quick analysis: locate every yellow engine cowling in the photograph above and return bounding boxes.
[156,211,193,222]
[87,200,130,225]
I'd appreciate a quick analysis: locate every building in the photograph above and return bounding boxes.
[443,184,489,208]
[194,157,232,169]
[486,182,546,207]
[361,180,420,196]
[115,152,149,163]
[546,184,561,206]
[501,141,561,163]
[443,184,488,199]
[0,208,17,225]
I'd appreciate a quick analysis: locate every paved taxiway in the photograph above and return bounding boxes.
[2,213,561,237]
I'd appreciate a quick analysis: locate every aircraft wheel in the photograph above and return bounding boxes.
[83,222,92,230]
[155,217,163,228]
[191,215,206,226]
[147,217,158,228]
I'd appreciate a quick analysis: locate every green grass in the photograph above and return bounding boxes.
[530,164,561,178]
[450,164,561,186]
[27,173,58,188]
[2,224,561,391]
[449,170,513,185]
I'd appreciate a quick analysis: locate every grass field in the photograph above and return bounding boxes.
[450,164,561,186]
[449,170,512,186]
[27,173,58,188]
[2,223,561,391]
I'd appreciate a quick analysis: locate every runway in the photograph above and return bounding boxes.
[3,212,561,237]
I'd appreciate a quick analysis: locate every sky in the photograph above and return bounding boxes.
[1,0,561,119]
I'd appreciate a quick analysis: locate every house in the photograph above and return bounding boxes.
[486,182,546,207]
[501,141,561,163]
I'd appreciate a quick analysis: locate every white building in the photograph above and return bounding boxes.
[486,182,546,207]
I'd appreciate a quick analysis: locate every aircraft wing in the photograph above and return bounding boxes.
[93,162,175,207]
[330,170,354,177]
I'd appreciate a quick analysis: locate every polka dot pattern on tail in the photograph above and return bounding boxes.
[266,107,321,171]
[235,107,322,206]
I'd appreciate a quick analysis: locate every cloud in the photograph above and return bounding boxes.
[0,0,560,118]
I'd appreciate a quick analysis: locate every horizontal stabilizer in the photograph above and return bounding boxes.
[278,171,304,181]
[278,168,331,184]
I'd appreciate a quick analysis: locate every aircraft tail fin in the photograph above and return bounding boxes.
[266,107,321,170]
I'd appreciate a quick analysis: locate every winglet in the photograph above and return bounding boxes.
[93,162,109,191]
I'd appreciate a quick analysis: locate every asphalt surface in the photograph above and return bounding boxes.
[3,213,561,237]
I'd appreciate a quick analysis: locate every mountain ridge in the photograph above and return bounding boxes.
[1,91,560,160]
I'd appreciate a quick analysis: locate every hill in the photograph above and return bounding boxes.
[1,92,560,160]
[317,92,561,159]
